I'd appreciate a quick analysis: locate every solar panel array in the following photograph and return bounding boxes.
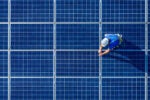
[0,0,149,100]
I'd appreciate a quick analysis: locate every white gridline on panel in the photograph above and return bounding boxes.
[8,0,11,100]
[145,0,148,99]
[53,0,56,100]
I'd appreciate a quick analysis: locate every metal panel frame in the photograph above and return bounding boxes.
[8,0,11,100]
[53,0,56,100]
[145,0,148,100]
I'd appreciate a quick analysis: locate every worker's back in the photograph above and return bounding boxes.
[105,34,120,50]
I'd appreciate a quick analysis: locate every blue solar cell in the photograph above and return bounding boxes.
[0,24,7,49]
[56,78,99,100]
[102,78,145,100]
[57,24,99,49]
[148,52,150,76]
[57,51,99,77]
[56,0,99,22]
[11,24,53,49]
[11,0,53,22]
[148,0,150,22]
[102,24,145,50]
[148,78,150,100]
[11,52,53,77]
[102,0,145,22]
[0,52,7,77]
[0,0,7,22]
[11,78,53,100]
[102,51,145,77]
[0,78,7,100]
[148,25,150,49]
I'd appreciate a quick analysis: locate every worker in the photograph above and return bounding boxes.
[98,34,123,56]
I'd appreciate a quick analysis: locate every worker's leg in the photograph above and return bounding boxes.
[116,34,123,45]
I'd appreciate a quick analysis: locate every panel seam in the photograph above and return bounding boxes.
[145,0,148,100]
[53,0,56,100]
[8,0,11,100]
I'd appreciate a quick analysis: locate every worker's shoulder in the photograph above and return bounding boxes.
[105,34,117,38]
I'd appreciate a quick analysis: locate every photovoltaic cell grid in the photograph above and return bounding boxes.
[56,51,99,77]
[102,51,145,77]
[102,78,145,100]
[148,25,150,49]
[102,0,145,22]
[11,78,53,100]
[56,78,99,100]
[56,0,99,22]
[149,0,150,22]
[0,52,7,77]
[0,78,7,100]
[11,24,53,49]
[0,0,7,22]
[148,52,150,75]
[11,0,53,22]
[0,24,8,49]
[56,24,99,49]
[148,78,150,100]
[11,51,53,77]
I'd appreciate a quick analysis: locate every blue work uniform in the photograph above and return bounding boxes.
[105,34,120,50]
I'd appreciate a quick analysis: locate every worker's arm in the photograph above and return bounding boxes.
[99,49,110,56]
[98,45,103,53]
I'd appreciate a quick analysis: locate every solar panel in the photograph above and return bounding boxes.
[56,51,99,77]
[0,52,7,76]
[102,78,145,100]
[148,25,150,49]
[11,51,53,77]
[148,0,150,22]
[0,0,149,100]
[148,52,150,76]
[56,0,99,22]
[11,0,53,22]
[56,78,99,100]
[11,78,53,100]
[0,0,7,22]
[102,24,145,50]
[11,24,53,49]
[0,24,8,49]
[0,78,7,100]
[148,78,150,100]
[56,24,99,49]
[102,0,145,22]
[102,51,145,77]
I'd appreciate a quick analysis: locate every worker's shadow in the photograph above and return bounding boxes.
[105,39,145,73]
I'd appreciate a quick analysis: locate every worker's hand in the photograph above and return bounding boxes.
[98,50,102,54]
[99,52,103,56]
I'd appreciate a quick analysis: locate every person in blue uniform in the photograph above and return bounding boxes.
[98,34,123,56]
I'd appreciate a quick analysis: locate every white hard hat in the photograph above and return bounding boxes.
[101,38,109,47]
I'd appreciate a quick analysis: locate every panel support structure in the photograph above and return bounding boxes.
[8,0,11,100]
[53,0,56,100]
[99,0,102,100]
[145,0,148,100]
